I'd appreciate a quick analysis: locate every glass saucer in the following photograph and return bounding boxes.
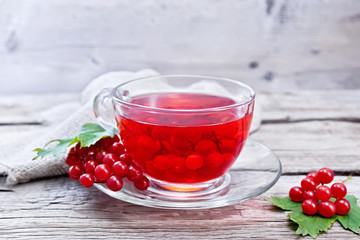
[94,139,282,209]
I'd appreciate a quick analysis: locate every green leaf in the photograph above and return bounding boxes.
[33,123,118,159]
[289,212,337,239]
[33,138,74,160]
[337,195,360,233]
[268,195,360,238]
[78,123,118,147]
[267,196,302,212]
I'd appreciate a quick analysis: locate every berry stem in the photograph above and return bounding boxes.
[342,175,352,184]
[211,131,222,154]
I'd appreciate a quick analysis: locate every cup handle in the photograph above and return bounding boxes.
[93,88,117,130]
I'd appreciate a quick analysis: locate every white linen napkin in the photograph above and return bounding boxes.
[0,70,261,184]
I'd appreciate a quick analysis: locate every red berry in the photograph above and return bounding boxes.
[94,164,112,182]
[317,168,334,184]
[301,177,317,191]
[153,155,173,170]
[119,153,133,165]
[108,142,125,156]
[289,186,304,202]
[127,165,143,182]
[134,176,150,190]
[106,175,123,191]
[112,134,120,143]
[69,146,77,155]
[315,185,332,202]
[65,153,81,166]
[68,165,83,180]
[87,149,96,158]
[95,150,107,163]
[185,153,204,170]
[75,143,88,157]
[307,171,317,179]
[331,183,347,199]
[206,152,223,168]
[334,199,351,215]
[302,199,318,215]
[94,138,109,149]
[318,201,336,218]
[306,171,320,185]
[303,191,318,202]
[79,173,95,188]
[103,153,119,167]
[84,160,97,174]
[195,140,217,154]
[112,161,128,177]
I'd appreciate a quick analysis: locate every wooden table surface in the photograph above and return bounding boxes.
[0,90,359,239]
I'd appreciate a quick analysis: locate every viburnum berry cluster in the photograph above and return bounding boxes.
[66,135,150,191]
[289,168,351,217]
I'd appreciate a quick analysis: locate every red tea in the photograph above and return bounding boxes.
[116,93,253,184]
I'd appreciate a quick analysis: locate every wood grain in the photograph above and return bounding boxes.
[0,176,358,239]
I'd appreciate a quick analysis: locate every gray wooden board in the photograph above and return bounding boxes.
[0,90,359,239]
[0,176,359,239]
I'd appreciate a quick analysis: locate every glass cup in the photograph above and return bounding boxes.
[93,75,255,194]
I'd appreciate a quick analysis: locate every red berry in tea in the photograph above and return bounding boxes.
[185,153,204,170]
[153,155,174,170]
[206,152,224,168]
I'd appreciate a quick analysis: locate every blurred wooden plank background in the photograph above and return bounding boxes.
[0,0,359,94]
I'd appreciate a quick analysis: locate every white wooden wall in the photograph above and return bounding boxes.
[0,0,360,94]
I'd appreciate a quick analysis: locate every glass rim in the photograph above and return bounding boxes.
[112,75,255,113]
